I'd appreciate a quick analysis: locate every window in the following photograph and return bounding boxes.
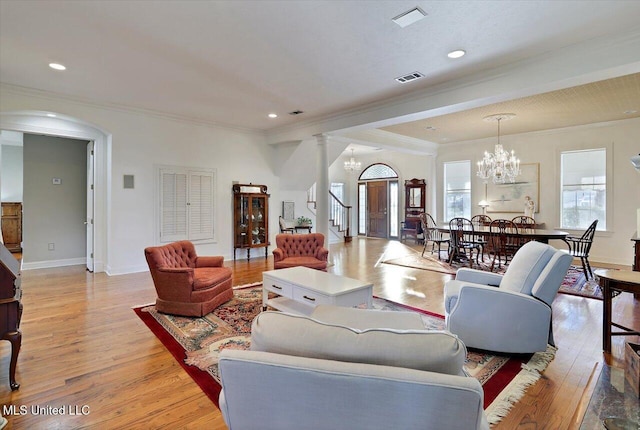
[389,181,398,237]
[561,149,606,230]
[358,183,366,235]
[444,161,471,221]
[158,166,216,243]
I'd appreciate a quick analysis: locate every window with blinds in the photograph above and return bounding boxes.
[159,167,215,243]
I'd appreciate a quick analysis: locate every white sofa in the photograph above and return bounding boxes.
[444,241,572,354]
[218,308,489,430]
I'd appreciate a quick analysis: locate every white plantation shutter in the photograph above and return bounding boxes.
[189,171,214,240]
[159,167,215,243]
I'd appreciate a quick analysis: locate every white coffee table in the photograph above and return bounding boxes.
[262,267,373,315]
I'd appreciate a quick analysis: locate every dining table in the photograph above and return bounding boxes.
[436,224,570,265]
[436,224,570,245]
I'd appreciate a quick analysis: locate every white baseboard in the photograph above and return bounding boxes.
[21,257,86,270]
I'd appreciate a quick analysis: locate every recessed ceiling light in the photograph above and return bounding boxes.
[46,113,57,117]
[447,50,466,59]
[392,7,427,28]
[49,63,66,70]
[268,113,278,118]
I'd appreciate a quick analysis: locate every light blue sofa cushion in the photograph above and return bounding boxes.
[251,311,467,376]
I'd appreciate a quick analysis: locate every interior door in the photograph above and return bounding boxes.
[86,141,94,272]
[367,181,388,238]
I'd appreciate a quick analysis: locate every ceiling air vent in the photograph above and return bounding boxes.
[289,110,304,115]
[395,72,424,83]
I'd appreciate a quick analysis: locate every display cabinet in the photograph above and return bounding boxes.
[233,183,270,260]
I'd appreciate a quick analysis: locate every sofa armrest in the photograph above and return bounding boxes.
[316,247,329,261]
[455,268,503,286]
[272,248,284,262]
[154,268,195,300]
[196,256,224,267]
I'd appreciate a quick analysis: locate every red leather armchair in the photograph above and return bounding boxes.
[144,240,233,317]
[273,233,329,271]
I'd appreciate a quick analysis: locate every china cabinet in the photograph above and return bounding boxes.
[233,183,270,260]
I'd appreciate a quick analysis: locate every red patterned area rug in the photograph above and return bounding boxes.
[133,283,556,425]
[382,250,603,299]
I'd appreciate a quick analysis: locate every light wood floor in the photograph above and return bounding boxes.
[0,238,637,429]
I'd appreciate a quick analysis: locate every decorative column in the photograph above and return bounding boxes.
[314,133,330,243]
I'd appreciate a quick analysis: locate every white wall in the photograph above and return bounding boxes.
[436,117,640,266]
[0,87,276,274]
[1,143,23,202]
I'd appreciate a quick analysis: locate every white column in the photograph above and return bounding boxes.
[314,133,330,243]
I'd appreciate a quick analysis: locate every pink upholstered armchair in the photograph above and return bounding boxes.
[272,233,329,271]
[144,240,233,317]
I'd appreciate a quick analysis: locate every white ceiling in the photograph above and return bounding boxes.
[1,0,640,141]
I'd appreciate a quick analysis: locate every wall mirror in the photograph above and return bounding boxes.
[405,178,426,211]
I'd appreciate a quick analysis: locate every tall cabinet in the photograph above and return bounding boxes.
[1,203,23,253]
[233,184,269,260]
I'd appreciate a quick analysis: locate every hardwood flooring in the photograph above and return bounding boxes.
[0,238,637,429]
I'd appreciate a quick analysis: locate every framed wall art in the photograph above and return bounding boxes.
[282,201,295,220]
[486,163,540,213]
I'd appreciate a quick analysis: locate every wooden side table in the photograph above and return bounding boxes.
[596,269,640,354]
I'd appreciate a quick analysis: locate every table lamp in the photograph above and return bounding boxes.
[478,200,489,215]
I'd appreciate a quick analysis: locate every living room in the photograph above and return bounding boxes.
[1,1,640,429]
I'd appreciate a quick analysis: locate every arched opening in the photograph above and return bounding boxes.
[0,111,111,273]
[357,163,399,238]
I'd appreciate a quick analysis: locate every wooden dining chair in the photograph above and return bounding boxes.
[448,218,482,267]
[420,213,449,260]
[489,219,520,271]
[511,215,536,246]
[470,215,492,260]
[565,219,598,280]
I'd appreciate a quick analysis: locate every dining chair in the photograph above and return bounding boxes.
[565,219,598,280]
[511,215,536,246]
[511,215,536,228]
[470,215,492,260]
[489,219,520,271]
[448,218,482,267]
[420,213,449,260]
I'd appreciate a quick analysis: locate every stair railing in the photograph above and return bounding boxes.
[329,190,352,241]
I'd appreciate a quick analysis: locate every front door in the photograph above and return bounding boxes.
[367,181,388,238]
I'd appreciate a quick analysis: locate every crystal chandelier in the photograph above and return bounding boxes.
[344,149,362,173]
[477,113,520,184]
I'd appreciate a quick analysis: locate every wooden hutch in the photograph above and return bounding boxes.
[233,183,270,260]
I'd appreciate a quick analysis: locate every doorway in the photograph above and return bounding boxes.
[357,163,399,239]
[0,111,109,273]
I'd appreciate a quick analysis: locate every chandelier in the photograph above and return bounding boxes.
[477,113,520,184]
[344,148,362,173]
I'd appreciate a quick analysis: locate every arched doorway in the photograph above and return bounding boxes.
[0,111,110,273]
[357,163,399,238]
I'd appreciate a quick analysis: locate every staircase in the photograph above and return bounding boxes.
[307,186,352,242]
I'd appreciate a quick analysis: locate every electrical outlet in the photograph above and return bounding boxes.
[48,243,55,251]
